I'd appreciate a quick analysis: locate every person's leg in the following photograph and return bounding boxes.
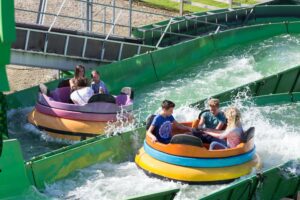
[210,137,227,146]
[209,141,228,150]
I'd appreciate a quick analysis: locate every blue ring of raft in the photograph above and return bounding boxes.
[143,141,256,168]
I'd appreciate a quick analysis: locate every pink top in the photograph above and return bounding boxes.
[220,126,243,148]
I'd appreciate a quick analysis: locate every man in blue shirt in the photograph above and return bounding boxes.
[147,100,192,144]
[91,70,109,94]
[198,98,226,130]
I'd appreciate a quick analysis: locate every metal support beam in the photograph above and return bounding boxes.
[156,19,173,48]
[48,0,68,32]
[76,0,172,18]
[229,0,232,8]
[180,0,184,16]
[129,0,132,36]
[186,15,228,27]
[105,11,122,40]
[112,0,116,34]
[11,50,109,70]
[86,0,93,32]
[36,0,48,25]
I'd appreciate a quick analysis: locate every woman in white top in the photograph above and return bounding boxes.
[203,107,243,150]
[70,77,94,105]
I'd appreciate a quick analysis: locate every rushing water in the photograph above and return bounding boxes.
[134,34,300,119]
[7,33,300,199]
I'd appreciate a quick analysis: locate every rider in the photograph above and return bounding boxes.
[198,98,226,130]
[147,100,192,144]
[202,107,244,150]
[90,70,109,94]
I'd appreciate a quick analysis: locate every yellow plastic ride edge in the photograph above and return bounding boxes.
[135,147,261,182]
[28,109,107,140]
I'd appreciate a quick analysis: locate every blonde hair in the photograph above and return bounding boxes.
[225,107,241,128]
[208,98,220,107]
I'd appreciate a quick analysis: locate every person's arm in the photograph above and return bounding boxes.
[203,130,224,138]
[147,125,157,143]
[215,122,224,130]
[173,120,192,132]
[201,128,222,133]
[204,129,229,139]
[198,116,205,127]
[69,79,76,91]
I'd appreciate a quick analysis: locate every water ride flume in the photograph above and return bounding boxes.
[27,82,134,141]
[1,1,300,199]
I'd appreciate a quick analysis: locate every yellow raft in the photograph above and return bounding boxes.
[135,147,261,183]
[28,109,107,141]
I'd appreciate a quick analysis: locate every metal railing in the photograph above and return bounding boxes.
[15,0,174,37]
[14,26,157,63]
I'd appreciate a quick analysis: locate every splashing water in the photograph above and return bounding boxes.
[7,107,70,160]
[104,107,137,136]
[134,34,300,119]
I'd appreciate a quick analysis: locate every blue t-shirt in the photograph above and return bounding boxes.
[151,115,175,144]
[91,80,109,94]
[202,111,226,129]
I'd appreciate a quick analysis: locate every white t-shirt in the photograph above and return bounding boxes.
[220,126,243,148]
[70,87,94,105]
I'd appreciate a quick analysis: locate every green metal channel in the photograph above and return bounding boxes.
[199,159,300,200]
[126,188,180,200]
[0,140,31,199]
[132,5,300,46]
[25,127,146,189]
[1,1,300,199]
[6,21,300,109]
[0,0,16,157]
[191,64,300,109]
[3,21,300,190]
[24,62,300,190]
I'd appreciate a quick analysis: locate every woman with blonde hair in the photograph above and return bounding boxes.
[202,107,243,150]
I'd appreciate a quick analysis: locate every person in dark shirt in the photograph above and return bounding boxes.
[198,98,226,130]
[147,100,192,144]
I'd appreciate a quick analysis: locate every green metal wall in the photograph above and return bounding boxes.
[0,0,15,150]
[191,64,300,109]
[26,127,146,189]
[132,5,300,46]
[200,159,300,200]
[0,140,31,199]
[0,0,15,156]
[127,189,180,200]
[0,0,15,91]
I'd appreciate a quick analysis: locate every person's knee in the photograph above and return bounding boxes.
[209,141,226,150]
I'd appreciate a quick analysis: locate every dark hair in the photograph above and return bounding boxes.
[75,65,85,78]
[91,70,100,78]
[161,100,175,110]
[75,77,88,87]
